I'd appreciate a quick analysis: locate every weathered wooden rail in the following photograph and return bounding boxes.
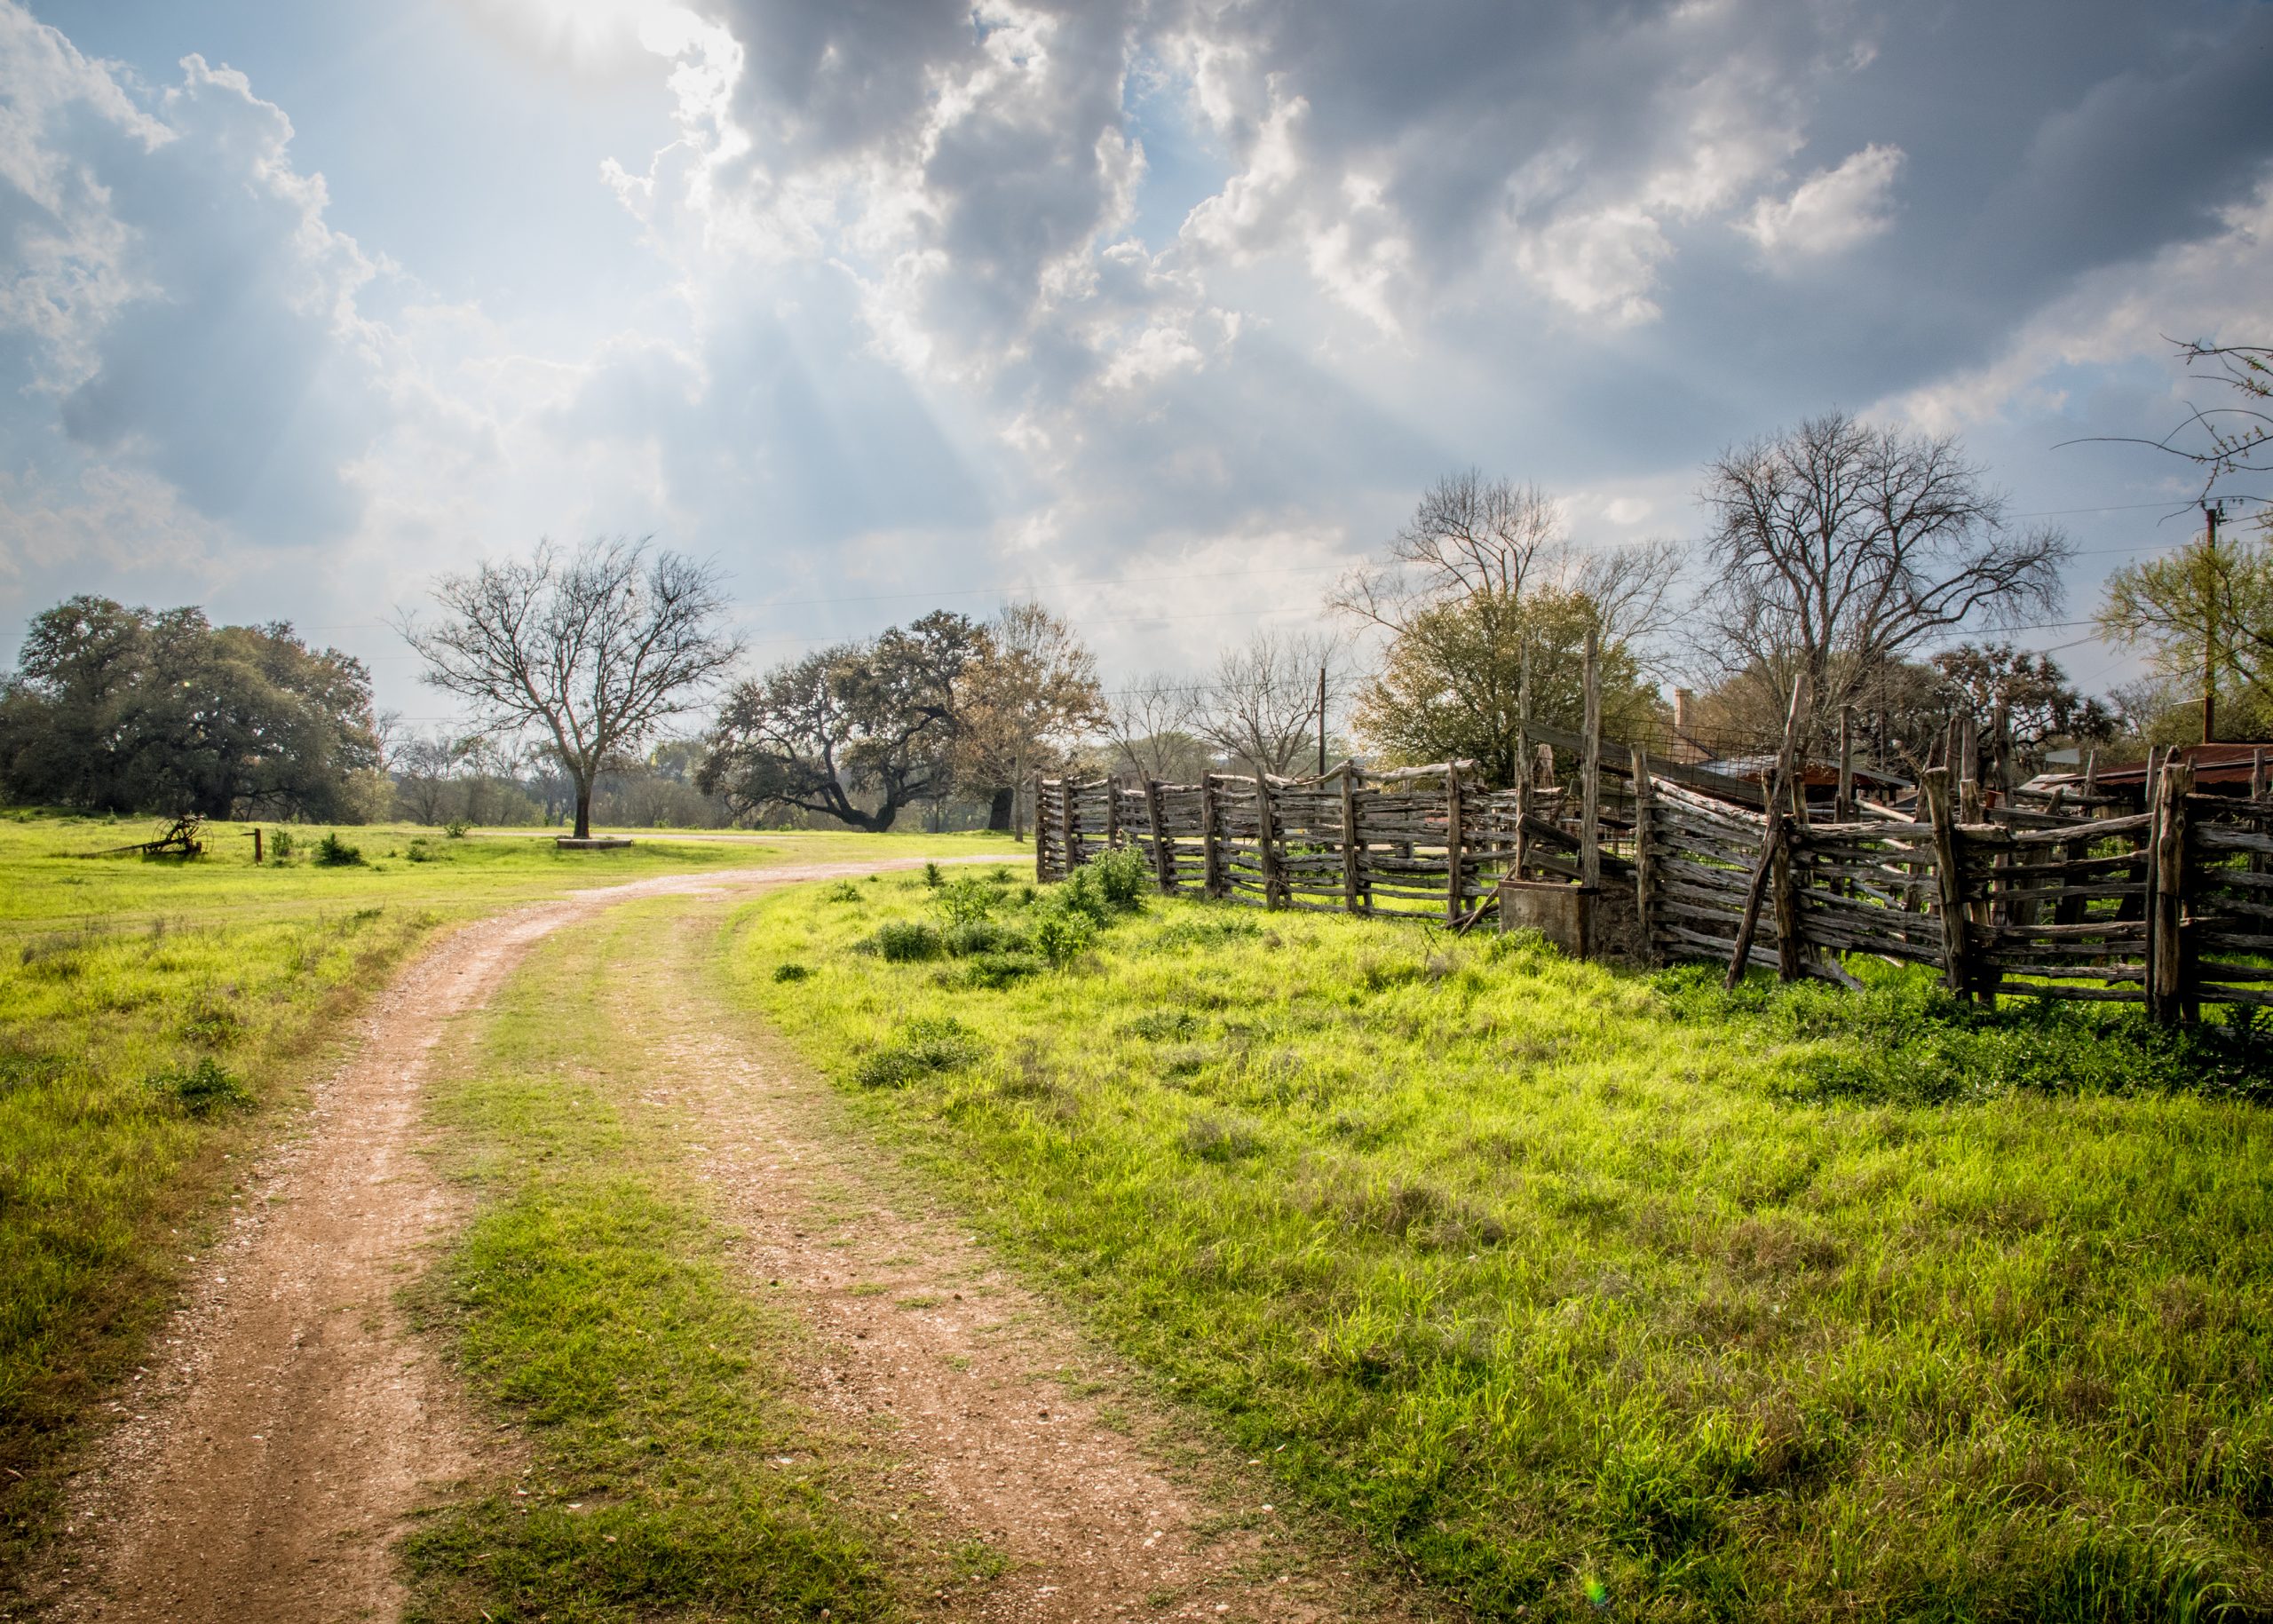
[1040,752,2271,1024]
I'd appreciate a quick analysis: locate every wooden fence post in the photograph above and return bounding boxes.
[1201,775,1224,899]
[1921,767,1972,1000]
[1445,766,1465,925]
[1105,779,1121,852]
[1580,626,1602,890]
[1724,677,1809,987]
[1629,746,1658,964]
[1775,751,1809,982]
[1339,764,1362,914]
[2149,759,2193,1025]
[1034,773,1048,882]
[1060,775,1078,876]
[1144,778,1173,893]
[1255,770,1283,909]
[1513,770,1532,883]
[1836,708,1854,822]
[1517,638,1532,800]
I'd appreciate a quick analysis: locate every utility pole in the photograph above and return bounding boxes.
[1317,663,1327,777]
[2204,500,2225,745]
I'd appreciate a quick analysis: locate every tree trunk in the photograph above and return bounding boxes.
[987,785,1014,832]
[574,780,592,839]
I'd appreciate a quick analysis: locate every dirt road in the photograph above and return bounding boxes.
[34,862,1430,1623]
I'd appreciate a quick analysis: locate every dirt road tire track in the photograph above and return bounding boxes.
[33,859,1441,1624]
[30,860,962,1624]
[626,903,1443,1624]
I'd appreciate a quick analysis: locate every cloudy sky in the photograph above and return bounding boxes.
[2,0,2268,728]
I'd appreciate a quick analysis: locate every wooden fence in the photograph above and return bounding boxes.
[1038,755,2272,1023]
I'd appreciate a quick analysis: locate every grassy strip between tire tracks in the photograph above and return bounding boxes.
[0,812,1000,1580]
[722,863,2273,1622]
[407,899,934,1623]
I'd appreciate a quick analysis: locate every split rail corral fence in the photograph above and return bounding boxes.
[1038,730,2273,1026]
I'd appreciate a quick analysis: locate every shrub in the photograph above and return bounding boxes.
[151,1057,253,1117]
[823,879,864,903]
[946,918,1024,957]
[772,963,811,983]
[855,1015,981,1088]
[934,875,997,927]
[1058,865,1113,924]
[406,838,436,863]
[443,820,471,839]
[1031,905,1097,969]
[313,832,364,867]
[269,828,295,860]
[923,860,945,888]
[871,920,946,963]
[1089,846,1152,910]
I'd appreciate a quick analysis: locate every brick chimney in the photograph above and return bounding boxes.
[1674,687,1694,733]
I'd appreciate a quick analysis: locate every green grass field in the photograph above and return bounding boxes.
[0,810,1002,1570]
[724,864,2273,1621]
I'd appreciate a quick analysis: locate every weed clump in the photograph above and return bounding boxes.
[150,1056,253,1116]
[443,820,471,839]
[822,879,864,903]
[855,1015,981,1088]
[1182,1113,1263,1163]
[772,962,811,984]
[313,832,364,867]
[1125,1009,1200,1042]
[956,952,1039,989]
[923,860,945,888]
[868,920,946,962]
[1152,914,1262,951]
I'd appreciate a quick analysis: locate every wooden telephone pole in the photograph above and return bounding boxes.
[2204,500,2225,745]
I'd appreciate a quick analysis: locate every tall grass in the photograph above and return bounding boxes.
[723,876,2273,1620]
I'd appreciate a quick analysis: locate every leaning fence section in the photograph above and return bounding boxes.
[1040,749,2273,1024]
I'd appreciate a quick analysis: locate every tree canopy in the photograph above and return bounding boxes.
[1352,589,1656,784]
[701,611,984,832]
[951,603,1105,831]
[0,596,383,818]
[2099,527,2273,741]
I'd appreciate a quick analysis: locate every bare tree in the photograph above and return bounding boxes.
[1693,413,2070,743]
[2076,339,2271,515]
[400,537,741,839]
[1195,629,1350,777]
[391,733,462,825]
[1332,470,1683,646]
[1105,671,1210,780]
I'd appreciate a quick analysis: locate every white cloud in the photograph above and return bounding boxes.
[1515,206,1674,326]
[1742,142,1905,262]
